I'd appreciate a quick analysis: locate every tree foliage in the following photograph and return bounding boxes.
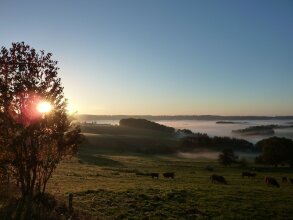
[0,42,83,199]
[179,135,254,152]
[256,137,293,167]
[218,148,238,167]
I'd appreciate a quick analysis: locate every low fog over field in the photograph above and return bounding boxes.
[82,119,293,144]
[178,151,260,160]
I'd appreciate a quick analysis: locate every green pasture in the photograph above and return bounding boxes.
[46,148,293,219]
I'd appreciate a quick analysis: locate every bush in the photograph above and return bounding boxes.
[0,192,91,220]
[218,149,238,167]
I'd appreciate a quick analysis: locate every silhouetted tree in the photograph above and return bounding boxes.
[179,135,253,152]
[256,137,293,167]
[0,42,83,208]
[218,148,238,167]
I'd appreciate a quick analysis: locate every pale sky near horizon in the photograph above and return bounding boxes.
[1,0,292,116]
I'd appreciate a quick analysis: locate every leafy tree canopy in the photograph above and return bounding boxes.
[0,42,83,201]
[218,148,238,167]
[256,137,293,167]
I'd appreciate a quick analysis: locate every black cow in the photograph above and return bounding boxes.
[210,174,227,184]
[150,173,159,179]
[290,178,293,184]
[242,171,256,178]
[163,172,175,179]
[265,177,280,188]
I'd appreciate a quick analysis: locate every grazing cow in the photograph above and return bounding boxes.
[282,177,288,183]
[242,171,256,178]
[210,174,227,184]
[265,177,280,188]
[163,172,175,179]
[150,173,159,179]
[290,178,293,184]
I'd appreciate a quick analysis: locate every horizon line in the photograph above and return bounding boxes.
[76,114,293,117]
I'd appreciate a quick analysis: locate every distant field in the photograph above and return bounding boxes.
[47,148,293,219]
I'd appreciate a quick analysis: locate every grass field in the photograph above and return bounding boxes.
[46,147,293,220]
[2,130,292,219]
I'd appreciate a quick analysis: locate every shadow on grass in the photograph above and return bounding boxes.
[77,153,124,167]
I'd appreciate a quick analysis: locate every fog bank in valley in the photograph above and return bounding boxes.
[178,151,260,160]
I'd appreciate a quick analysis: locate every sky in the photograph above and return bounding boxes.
[0,0,292,116]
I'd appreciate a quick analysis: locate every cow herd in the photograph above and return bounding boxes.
[137,170,293,188]
[209,171,293,188]
[263,176,293,187]
[207,171,255,185]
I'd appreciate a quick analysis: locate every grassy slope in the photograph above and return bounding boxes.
[47,150,293,219]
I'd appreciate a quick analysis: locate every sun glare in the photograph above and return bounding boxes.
[37,101,52,114]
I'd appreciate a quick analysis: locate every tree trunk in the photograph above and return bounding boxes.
[21,195,33,220]
[15,195,33,220]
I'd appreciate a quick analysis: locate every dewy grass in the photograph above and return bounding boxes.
[43,154,293,219]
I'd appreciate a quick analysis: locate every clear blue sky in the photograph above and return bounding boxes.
[1,0,292,115]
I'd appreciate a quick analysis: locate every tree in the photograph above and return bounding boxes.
[0,42,83,203]
[256,137,293,167]
[218,148,238,167]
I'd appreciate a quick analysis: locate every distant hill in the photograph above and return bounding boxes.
[76,114,293,121]
[232,124,293,136]
[216,121,248,124]
[119,118,175,134]
[232,125,276,136]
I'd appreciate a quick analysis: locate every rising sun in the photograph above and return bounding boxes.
[37,101,52,113]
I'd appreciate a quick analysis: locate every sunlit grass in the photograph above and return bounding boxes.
[47,154,293,219]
